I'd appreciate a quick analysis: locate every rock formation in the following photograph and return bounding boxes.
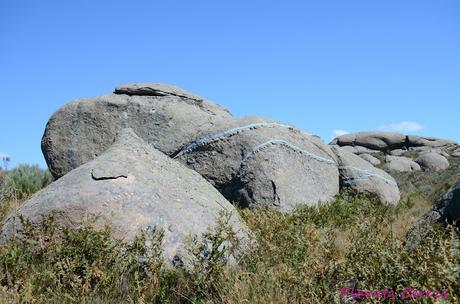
[330,131,458,174]
[331,146,400,204]
[384,156,421,173]
[175,122,339,212]
[42,83,234,179]
[2,129,253,265]
[36,84,417,213]
[415,152,450,171]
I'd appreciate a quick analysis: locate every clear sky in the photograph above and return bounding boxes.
[1,0,459,168]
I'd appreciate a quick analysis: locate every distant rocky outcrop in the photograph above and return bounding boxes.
[330,131,457,152]
[330,131,458,174]
[2,129,253,265]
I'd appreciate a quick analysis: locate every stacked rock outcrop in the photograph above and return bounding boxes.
[330,131,458,173]
[1,129,253,265]
[3,83,413,263]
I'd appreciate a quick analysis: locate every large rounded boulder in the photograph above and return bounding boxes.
[175,121,339,212]
[42,83,234,179]
[2,129,253,265]
[331,146,400,204]
[415,152,450,171]
[384,155,421,173]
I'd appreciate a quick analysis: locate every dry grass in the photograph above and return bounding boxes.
[0,164,459,303]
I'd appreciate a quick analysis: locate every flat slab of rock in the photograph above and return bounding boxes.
[42,84,234,179]
[176,121,339,212]
[331,146,400,204]
[359,153,381,166]
[2,129,253,265]
[415,152,449,171]
[115,83,204,101]
[384,155,421,172]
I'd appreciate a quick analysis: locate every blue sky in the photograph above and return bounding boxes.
[1,0,459,168]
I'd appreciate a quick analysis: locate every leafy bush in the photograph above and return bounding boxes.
[5,164,52,199]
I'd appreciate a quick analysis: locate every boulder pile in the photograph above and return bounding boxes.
[330,131,458,173]
[1,129,253,265]
[11,83,454,263]
[39,83,401,210]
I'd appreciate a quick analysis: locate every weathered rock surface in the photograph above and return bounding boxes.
[415,152,450,171]
[175,122,339,212]
[2,129,253,265]
[359,153,381,166]
[42,83,234,179]
[406,181,460,248]
[384,155,421,173]
[331,146,400,204]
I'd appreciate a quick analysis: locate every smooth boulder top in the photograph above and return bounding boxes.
[42,83,235,179]
[359,153,381,166]
[415,152,450,171]
[3,129,253,265]
[384,155,421,173]
[331,146,400,205]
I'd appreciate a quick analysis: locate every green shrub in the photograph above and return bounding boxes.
[6,164,52,199]
[0,174,459,303]
[0,216,168,303]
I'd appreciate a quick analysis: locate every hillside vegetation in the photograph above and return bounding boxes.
[0,162,459,304]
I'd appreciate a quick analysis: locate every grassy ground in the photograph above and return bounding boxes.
[0,163,459,303]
